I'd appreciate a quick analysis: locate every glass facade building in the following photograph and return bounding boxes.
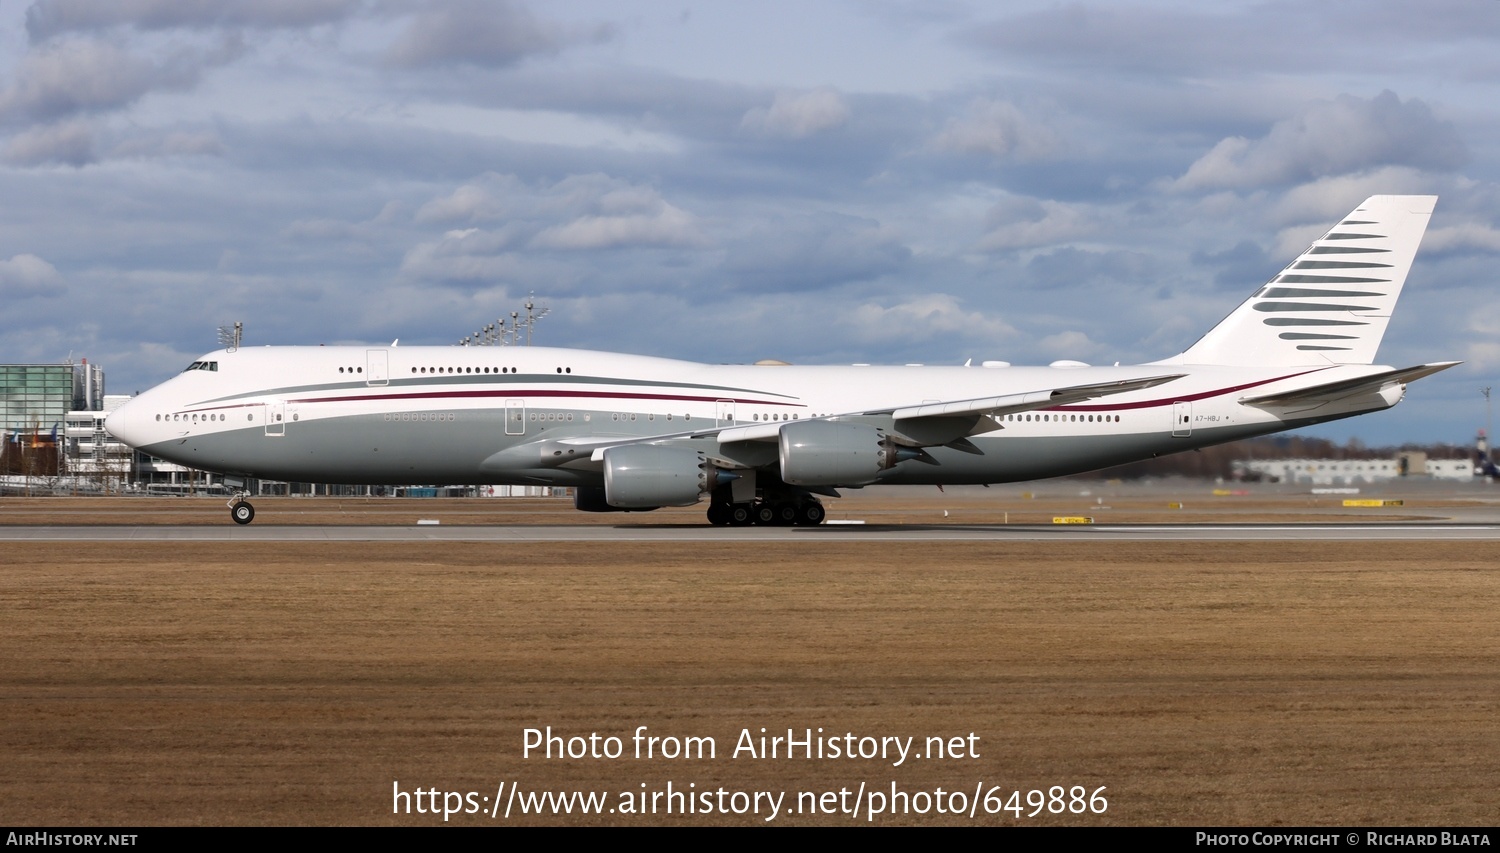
[1,363,96,437]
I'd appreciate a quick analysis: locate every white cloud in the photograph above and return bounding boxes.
[1036,330,1097,360]
[740,87,851,138]
[1172,91,1466,192]
[415,173,707,252]
[1,119,94,166]
[3,120,225,167]
[1424,223,1500,254]
[848,294,1015,344]
[0,40,158,122]
[108,129,224,159]
[25,0,362,40]
[976,197,1090,251]
[531,202,703,250]
[724,214,909,291]
[932,97,1060,161]
[285,219,359,240]
[285,202,409,243]
[966,3,1500,80]
[384,0,609,69]
[1461,341,1500,372]
[0,254,66,297]
[415,174,528,224]
[412,175,706,251]
[0,37,221,124]
[1267,167,1434,225]
[397,236,525,285]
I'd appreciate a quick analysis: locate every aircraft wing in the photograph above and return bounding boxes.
[1238,362,1460,408]
[887,373,1184,420]
[879,372,1185,447]
[718,372,1185,449]
[488,372,1187,470]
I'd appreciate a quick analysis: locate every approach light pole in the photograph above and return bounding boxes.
[217,322,242,351]
[524,295,549,346]
[453,298,548,347]
[1484,386,1493,448]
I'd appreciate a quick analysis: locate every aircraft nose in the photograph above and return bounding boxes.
[105,402,141,447]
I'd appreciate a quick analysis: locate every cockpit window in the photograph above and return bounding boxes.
[183,361,219,372]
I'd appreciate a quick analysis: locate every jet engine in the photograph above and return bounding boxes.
[601,444,730,508]
[574,486,653,513]
[778,420,923,486]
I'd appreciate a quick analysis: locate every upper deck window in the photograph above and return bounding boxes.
[183,361,219,372]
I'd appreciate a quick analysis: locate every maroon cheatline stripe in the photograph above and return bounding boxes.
[183,402,261,412]
[180,369,1337,417]
[285,388,808,408]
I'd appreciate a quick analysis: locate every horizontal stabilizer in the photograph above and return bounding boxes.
[1238,361,1459,407]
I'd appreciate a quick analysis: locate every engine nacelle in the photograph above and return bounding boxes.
[574,486,657,513]
[602,444,718,508]
[778,420,910,486]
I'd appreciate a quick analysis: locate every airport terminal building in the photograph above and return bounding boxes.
[1234,455,1476,485]
[0,360,102,436]
[2,361,102,488]
[1,359,224,494]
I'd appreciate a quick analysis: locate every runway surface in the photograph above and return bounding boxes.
[8,522,1500,540]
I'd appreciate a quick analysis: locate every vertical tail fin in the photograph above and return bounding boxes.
[1173,195,1436,366]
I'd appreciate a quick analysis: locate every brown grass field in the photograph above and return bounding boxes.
[2,493,1498,826]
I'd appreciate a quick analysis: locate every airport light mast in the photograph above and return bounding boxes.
[1484,386,1493,446]
[457,296,548,347]
[218,322,242,351]
[1482,387,1495,478]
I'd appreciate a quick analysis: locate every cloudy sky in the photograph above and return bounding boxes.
[2,0,1498,445]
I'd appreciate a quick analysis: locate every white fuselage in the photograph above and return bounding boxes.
[104,344,1403,489]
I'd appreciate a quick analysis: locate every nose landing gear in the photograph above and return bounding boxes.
[228,494,255,525]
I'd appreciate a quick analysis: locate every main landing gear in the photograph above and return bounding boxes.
[706,498,825,526]
[228,495,255,525]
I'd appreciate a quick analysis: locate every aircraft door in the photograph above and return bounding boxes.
[366,350,388,386]
[506,399,525,435]
[1172,401,1192,437]
[265,402,286,436]
[716,400,735,427]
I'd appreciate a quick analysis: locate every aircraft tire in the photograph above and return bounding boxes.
[230,501,255,525]
[771,502,799,526]
[796,502,826,526]
[706,503,731,526]
[727,504,754,526]
[753,503,777,525]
